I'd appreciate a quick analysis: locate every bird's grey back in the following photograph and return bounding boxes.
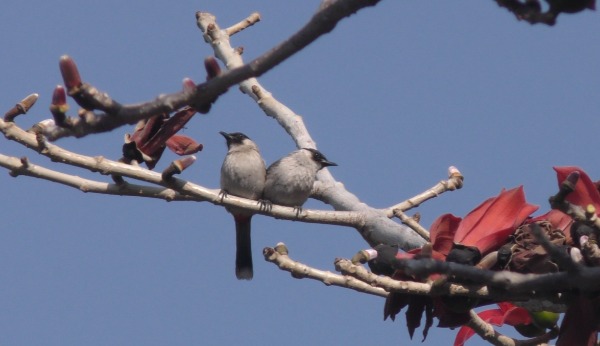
[263,149,320,207]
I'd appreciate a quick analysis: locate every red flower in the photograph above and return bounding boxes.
[454,303,532,346]
[557,296,599,346]
[429,213,461,259]
[529,209,573,232]
[384,187,538,339]
[452,186,539,258]
[552,167,600,346]
[554,166,600,214]
[123,107,202,169]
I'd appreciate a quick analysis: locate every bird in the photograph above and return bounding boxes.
[219,131,266,280]
[262,148,337,208]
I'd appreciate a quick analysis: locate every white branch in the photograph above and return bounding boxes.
[264,243,388,297]
[0,118,371,228]
[196,12,428,251]
[267,245,561,346]
[0,154,190,201]
[465,310,558,346]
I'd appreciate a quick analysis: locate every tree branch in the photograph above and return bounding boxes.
[264,243,388,297]
[0,154,191,201]
[268,245,563,345]
[12,0,381,142]
[386,166,464,216]
[465,310,559,346]
[196,8,429,252]
[0,117,374,228]
[494,0,559,25]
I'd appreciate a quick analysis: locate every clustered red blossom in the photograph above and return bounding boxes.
[376,166,600,345]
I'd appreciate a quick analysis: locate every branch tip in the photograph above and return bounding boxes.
[50,85,72,127]
[59,55,82,92]
[225,12,262,36]
[586,204,597,219]
[182,78,196,93]
[4,93,39,122]
[161,155,197,180]
[351,248,378,264]
[274,242,289,255]
[448,165,462,179]
[204,56,221,80]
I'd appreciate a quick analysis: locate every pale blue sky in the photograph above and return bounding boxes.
[1,1,598,345]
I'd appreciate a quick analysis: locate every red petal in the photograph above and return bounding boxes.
[383,291,410,321]
[454,325,476,346]
[166,135,203,155]
[139,108,196,156]
[453,192,500,244]
[554,166,600,214]
[453,303,531,346]
[453,309,506,346]
[430,214,461,257]
[497,302,514,313]
[457,187,538,254]
[130,115,164,148]
[500,305,531,326]
[158,107,197,140]
[482,303,531,327]
[406,296,429,339]
[557,296,599,346]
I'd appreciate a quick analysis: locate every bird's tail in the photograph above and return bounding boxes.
[234,214,253,280]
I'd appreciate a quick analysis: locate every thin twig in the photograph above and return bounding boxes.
[0,154,189,201]
[386,165,464,216]
[225,12,261,36]
[465,310,559,346]
[393,209,430,241]
[263,243,388,297]
[0,118,368,228]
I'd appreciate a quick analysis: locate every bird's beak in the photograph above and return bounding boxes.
[219,131,234,146]
[321,159,337,167]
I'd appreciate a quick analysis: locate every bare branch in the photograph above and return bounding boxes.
[393,209,430,241]
[550,171,600,230]
[0,118,374,229]
[225,12,261,36]
[494,0,558,25]
[4,93,39,122]
[197,8,427,251]
[264,243,388,298]
[267,246,564,345]
[465,310,559,346]
[386,166,464,216]
[0,154,189,201]
[7,0,381,142]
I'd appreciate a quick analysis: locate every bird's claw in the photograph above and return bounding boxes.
[219,189,228,202]
[259,199,272,212]
[293,206,303,217]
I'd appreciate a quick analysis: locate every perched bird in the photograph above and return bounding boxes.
[219,131,266,280]
[263,148,337,208]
